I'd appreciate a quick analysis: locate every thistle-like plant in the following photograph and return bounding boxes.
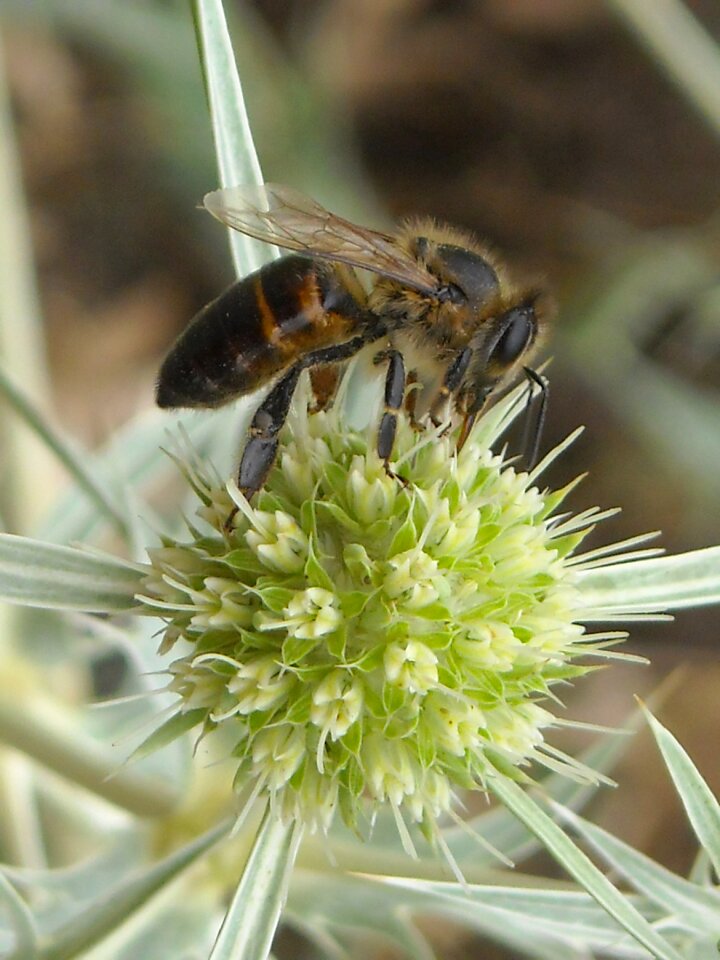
[139,373,636,846]
[2,3,720,960]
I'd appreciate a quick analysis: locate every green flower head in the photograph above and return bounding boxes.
[139,372,634,839]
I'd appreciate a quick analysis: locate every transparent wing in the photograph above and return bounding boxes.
[203,183,439,294]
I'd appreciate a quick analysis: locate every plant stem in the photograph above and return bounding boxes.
[0,35,56,532]
[209,805,304,960]
[0,750,47,867]
[607,0,720,141]
[0,696,179,817]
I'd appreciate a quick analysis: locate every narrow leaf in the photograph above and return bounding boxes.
[557,805,720,932]
[577,546,720,611]
[0,38,53,533]
[445,725,634,868]
[0,367,131,539]
[209,807,303,960]
[0,534,143,612]
[382,874,657,954]
[190,0,272,276]
[42,407,236,545]
[642,705,720,879]
[489,776,683,960]
[289,869,653,960]
[34,820,231,960]
[608,0,720,141]
[130,709,207,761]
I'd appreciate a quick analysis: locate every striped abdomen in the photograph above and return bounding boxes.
[156,255,367,409]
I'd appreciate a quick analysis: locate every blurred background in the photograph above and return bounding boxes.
[1,0,719,954]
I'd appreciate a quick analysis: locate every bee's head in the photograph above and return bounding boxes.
[459,297,544,416]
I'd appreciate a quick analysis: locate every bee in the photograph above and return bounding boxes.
[156,183,550,500]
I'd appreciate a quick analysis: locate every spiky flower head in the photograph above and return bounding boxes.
[139,372,638,840]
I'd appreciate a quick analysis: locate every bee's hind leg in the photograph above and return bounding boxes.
[227,336,370,528]
[374,349,406,481]
[222,364,303,530]
[309,364,342,412]
[237,364,303,505]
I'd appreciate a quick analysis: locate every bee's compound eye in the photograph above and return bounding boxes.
[491,307,534,365]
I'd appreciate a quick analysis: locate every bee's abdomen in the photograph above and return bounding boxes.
[156,256,363,410]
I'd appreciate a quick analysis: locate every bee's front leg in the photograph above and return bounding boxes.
[428,346,474,429]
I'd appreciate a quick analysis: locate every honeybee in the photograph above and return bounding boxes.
[157,183,550,500]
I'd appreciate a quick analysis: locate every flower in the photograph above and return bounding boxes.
[138,372,644,839]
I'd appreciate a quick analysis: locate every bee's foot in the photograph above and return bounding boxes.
[223,505,240,535]
[428,413,452,438]
[384,463,409,488]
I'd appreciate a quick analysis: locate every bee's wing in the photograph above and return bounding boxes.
[204,183,439,294]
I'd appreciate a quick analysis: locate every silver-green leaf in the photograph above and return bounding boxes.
[209,808,303,960]
[577,547,720,611]
[556,805,720,934]
[489,776,683,960]
[0,533,144,612]
[190,0,273,277]
[642,704,720,880]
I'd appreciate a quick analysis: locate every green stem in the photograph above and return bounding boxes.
[607,0,720,141]
[0,871,37,960]
[0,696,179,817]
[0,34,55,532]
[209,806,303,960]
[0,750,46,867]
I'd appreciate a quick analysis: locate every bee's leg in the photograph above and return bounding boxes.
[374,349,406,473]
[236,363,303,507]
[232,336,369,515]
[309,364,341,412]
[458,385,494,450]
[404,372,424,430]
[428,347,474,427]
[457,409,479,450]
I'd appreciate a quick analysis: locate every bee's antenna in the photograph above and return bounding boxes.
[521,367,549,470]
